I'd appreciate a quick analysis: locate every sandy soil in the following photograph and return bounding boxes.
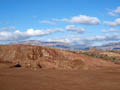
[0,65,120,90]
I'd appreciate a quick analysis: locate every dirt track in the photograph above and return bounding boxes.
[0,67,120,90]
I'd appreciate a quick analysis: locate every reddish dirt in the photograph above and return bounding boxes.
[0,67,120,90]
[0,45,120,90]
[0,45,118,70]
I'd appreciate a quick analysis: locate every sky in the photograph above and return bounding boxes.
[0,0,120,46]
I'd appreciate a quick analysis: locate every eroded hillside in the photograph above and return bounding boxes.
[0,45,118,70]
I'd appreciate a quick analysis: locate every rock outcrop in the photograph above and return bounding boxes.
[0,45,117,70]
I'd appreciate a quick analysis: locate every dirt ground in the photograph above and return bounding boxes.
[0,65,120,90]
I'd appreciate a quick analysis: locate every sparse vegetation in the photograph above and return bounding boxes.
[79,51,120,64]
[108,50,120,54]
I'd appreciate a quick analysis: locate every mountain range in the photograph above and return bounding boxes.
[94,42,120,50]
[9,40,90,50]
[9,40,120,51]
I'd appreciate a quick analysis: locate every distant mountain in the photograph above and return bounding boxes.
[10,40,68,46]
[94,42,120,50]
[9,40,90,50]
[11,40,120,50]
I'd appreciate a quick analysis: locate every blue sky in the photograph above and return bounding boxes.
[0,0,120,46]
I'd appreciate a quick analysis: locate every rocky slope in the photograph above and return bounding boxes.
[0,45,118,70]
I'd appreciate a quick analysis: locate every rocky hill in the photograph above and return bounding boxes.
[0,45,118,70]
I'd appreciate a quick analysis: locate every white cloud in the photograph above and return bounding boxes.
[114,7,120,13]
[26,28,63,36]
[84,34,119,42]
[104,18,120,26]
[102,28,118,33]
[0,28,63,41]
[0,26,16,31]
[41,15,100,25]
[65,15,100,25]
[66,25,85,33]
[47,34,120,46]
[40,20,56,25]
[108,12,117,16]
[108,6,120,16]
[0,31,29,41]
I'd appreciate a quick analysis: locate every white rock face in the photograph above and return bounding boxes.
[41,49,50,57]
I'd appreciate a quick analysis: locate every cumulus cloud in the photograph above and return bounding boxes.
[104,18,120,26]
[64,15,100,25]
[0,31,29,41]
[102,28,118,33]
[0,26,16,31]
[26,28,63,36]
[66,25,85,33]
[41,15,100,25]
[0,28,63,41]
[108,6,120,16]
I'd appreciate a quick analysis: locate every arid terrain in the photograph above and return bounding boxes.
[0,66,120,90]
[1,0,120,90]
[0,45,120,90]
